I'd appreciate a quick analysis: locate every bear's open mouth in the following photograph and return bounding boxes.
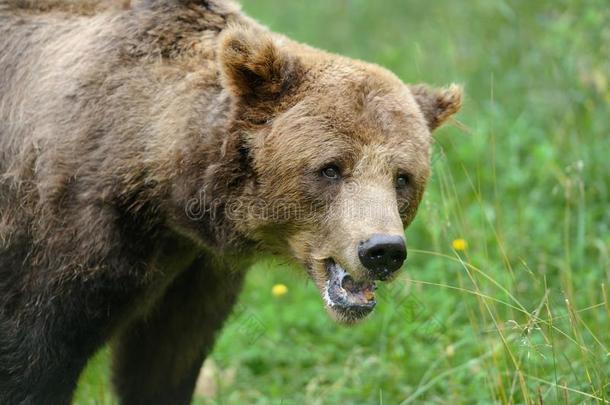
[324,259,376,318]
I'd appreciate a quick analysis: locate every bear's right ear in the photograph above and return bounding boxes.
[218,26,301,101]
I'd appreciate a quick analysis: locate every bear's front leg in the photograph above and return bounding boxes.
[111,254,245,405]
[0,257,151,405]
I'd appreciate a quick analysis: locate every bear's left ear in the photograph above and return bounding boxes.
[218,25,302,101]
[409,84,463,131]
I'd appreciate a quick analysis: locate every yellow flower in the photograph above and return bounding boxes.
[271,283,288,297]
[452,238,468,251]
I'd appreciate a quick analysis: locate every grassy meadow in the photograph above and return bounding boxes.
[75,0,609,403]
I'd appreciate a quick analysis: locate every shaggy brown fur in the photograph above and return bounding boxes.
[0,0,461,403]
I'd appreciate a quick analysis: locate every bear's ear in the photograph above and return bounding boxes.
[409,84,463,131]
[218,25,301,101]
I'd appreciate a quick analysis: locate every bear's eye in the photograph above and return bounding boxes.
[321,164,341,180]
[396,173,411,188]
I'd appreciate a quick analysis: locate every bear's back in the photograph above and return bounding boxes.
[0,0,242,175]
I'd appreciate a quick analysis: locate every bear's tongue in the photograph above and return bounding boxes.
[341,275,376,301]
[325,260,376,308]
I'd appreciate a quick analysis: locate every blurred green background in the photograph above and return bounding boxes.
[75,0,609,403]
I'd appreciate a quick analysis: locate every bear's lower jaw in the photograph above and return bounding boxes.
[322,259,376,322]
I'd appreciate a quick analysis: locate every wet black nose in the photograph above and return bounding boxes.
[358,234,407,279]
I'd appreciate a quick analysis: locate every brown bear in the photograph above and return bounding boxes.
[0,0,462,403]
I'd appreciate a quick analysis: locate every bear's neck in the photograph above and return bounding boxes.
[134,70,255,253]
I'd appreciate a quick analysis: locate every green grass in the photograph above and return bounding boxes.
[74,0,609,403]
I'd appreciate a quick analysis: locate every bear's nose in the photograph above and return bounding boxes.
[358,234,407,280]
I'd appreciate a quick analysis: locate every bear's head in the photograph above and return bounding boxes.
[215,25,461,323]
